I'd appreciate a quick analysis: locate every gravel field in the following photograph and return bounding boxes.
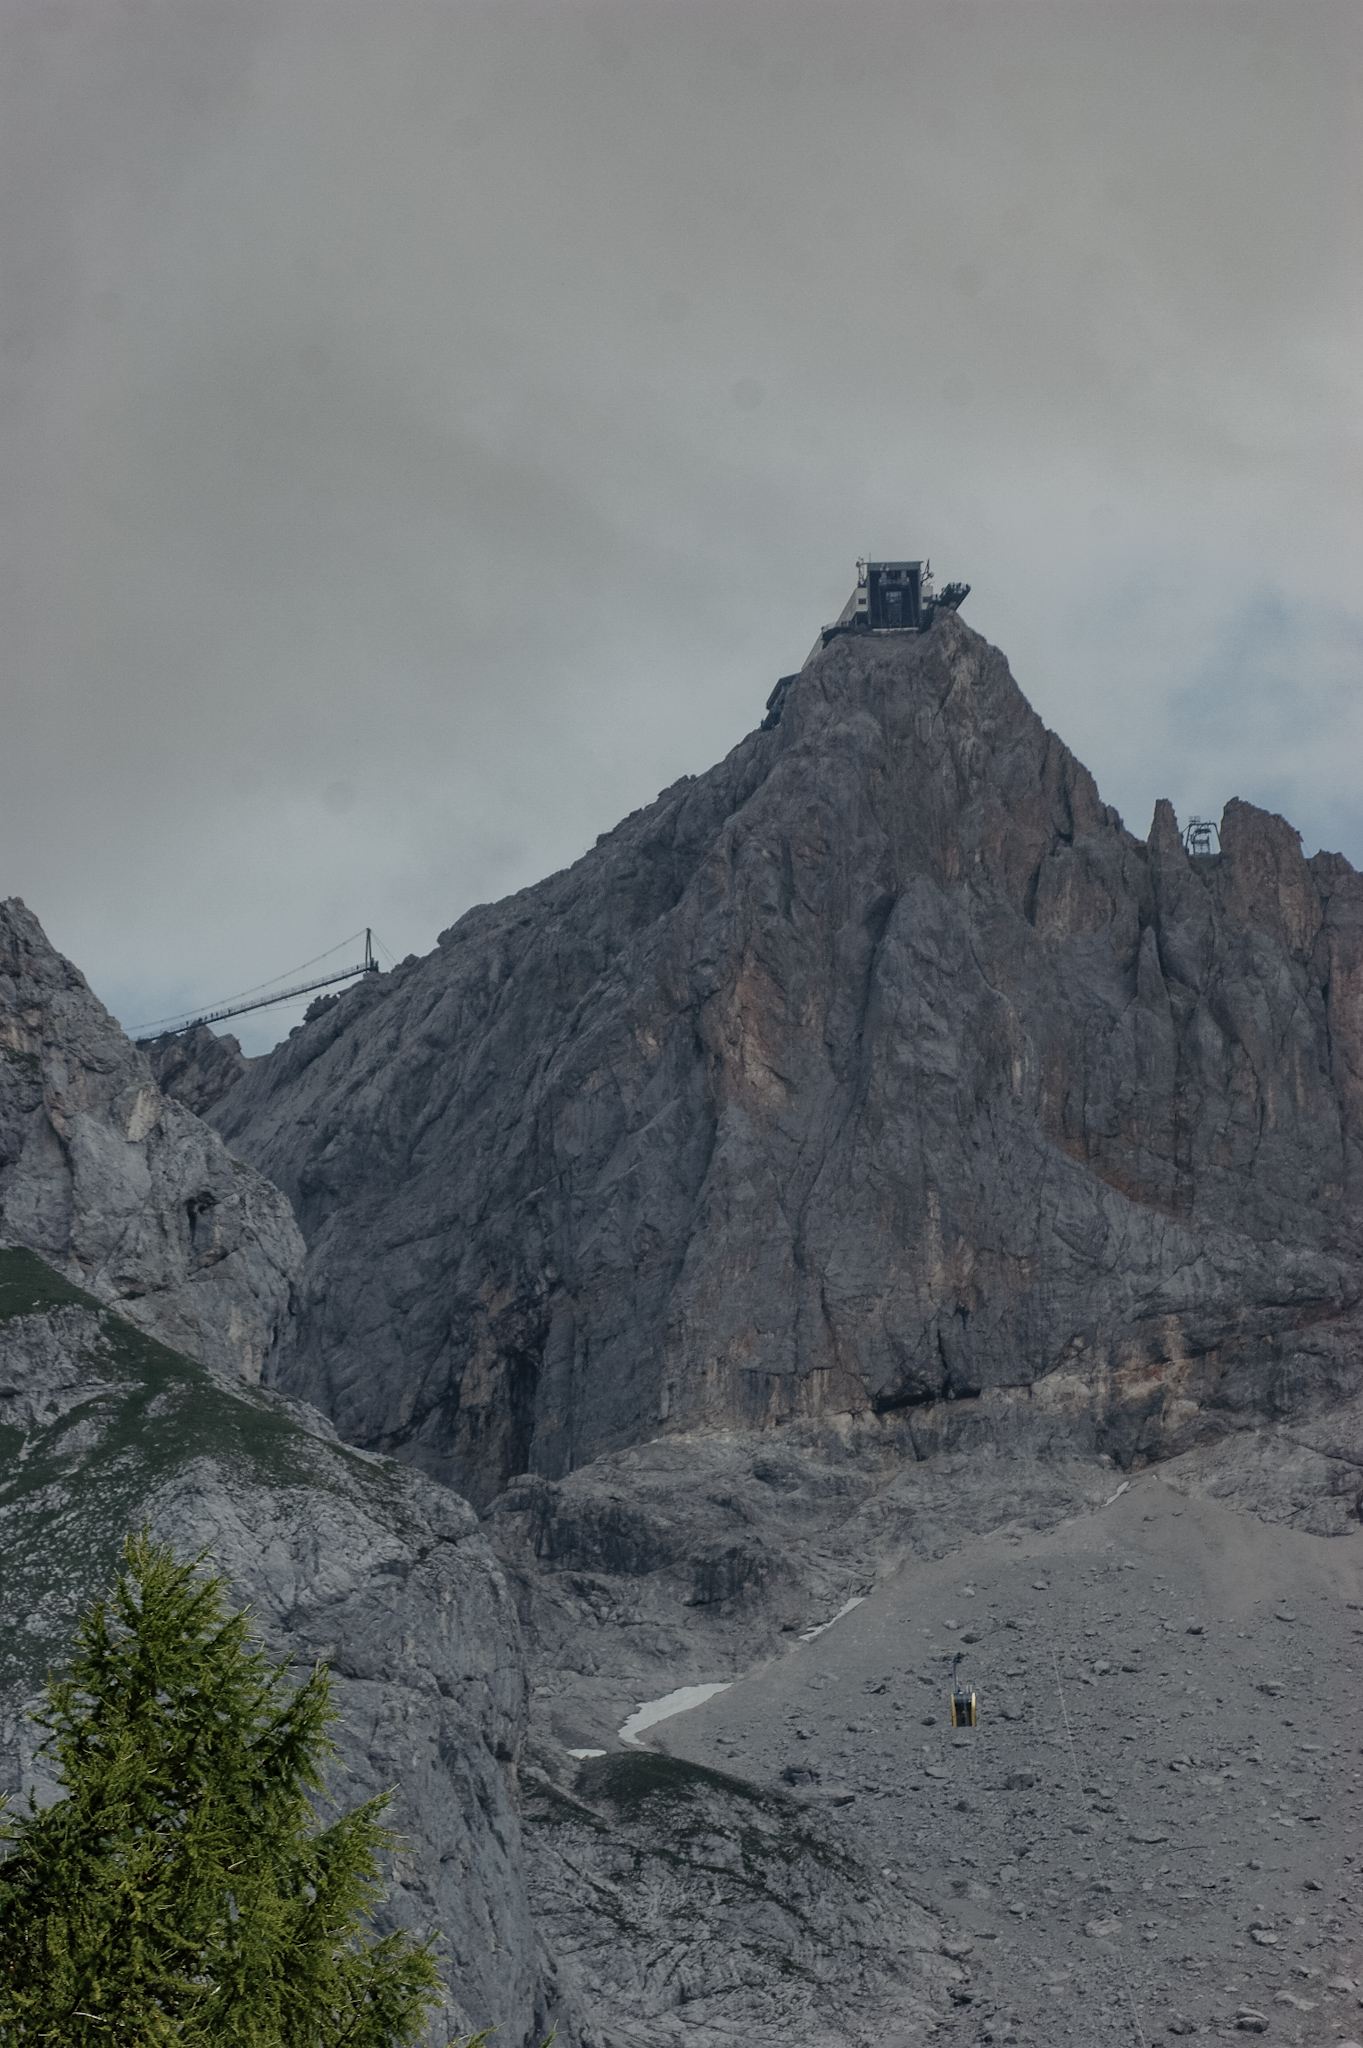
[653,1476,1363,2046]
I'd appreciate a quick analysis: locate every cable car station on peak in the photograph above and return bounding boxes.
[763,556,972,731]
[822,557,971,646]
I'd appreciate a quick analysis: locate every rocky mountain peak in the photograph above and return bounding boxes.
[170,616,1363,1514]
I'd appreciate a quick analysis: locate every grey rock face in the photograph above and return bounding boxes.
[486,1333,1363,1808]
[522,1749,950,2048]
[206,618,1363,1506]
[143,1021,256,1117]
[0,1247,540,2047]
[0,898,302,1382]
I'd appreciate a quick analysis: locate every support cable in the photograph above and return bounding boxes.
[131,930,374,1037]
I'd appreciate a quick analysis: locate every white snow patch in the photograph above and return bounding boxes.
[566,1747,606,1759]
[1103,1480,1131,1507]
[617,1683,732,1748]
[798,1595,866,1643]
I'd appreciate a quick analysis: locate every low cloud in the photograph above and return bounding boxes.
[1,0,1357,1050]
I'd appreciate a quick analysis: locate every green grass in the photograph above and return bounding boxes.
[521,1780,609,1834]
[576,1749,792,1818]
[0,1245,102,1323]
[0,1247,430,1707]
[576,1751,859,1871]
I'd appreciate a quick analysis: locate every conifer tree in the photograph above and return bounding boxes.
[0,1530,442,2046]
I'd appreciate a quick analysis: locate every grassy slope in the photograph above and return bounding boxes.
[0,1245,416,1706]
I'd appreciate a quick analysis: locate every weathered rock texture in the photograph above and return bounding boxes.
[142,1020,256,1119]
[205,616,1363,1506]
[0,1246,540,2047]
[521,1749,950,2048]
[9,599,1363,2048]
[0,898,301,1382]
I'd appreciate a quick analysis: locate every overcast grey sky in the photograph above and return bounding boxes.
[2,0,1359,1051]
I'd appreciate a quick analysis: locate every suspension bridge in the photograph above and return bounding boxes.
[133,929,387,1043]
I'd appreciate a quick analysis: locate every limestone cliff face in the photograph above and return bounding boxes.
[0,898,301,1382]
[140,1020,256,1119]
[204,617,1363,1505]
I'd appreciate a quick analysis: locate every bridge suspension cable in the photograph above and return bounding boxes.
[132,930,381,1041]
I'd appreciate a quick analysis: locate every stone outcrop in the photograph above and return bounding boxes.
[0,1246,541,2047]
[203,615,1363,1506]
[522,1749,949,2048]
[0,898,301,1382]
[142,1020,256,1118]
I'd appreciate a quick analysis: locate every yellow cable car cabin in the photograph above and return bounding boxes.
[948,1652,977,1727]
